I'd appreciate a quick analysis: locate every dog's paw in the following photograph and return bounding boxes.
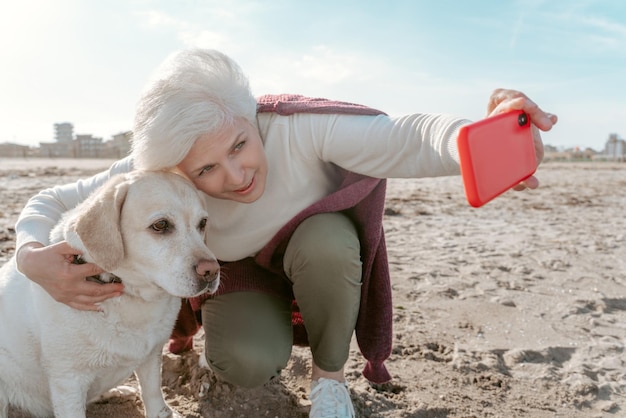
[98,385,139,401]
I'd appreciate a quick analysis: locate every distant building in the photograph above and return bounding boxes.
[593,133,626,162]
[39,141,73,158]
[54,122,73,143]
[0,142,31,158]
[605,133,625,161]
[543,145,596,161]
[1,120,133,159]
[39,122,75,157]
[75,134,104,158]
[107,131,132,158]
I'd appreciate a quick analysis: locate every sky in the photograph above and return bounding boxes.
[1,0,625,151]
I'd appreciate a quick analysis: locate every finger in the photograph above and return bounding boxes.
[530,111,558,132]
[487,89,526,113]
[512,176,539,191]
[514,96,557,131]
[524,176,539,189]
[74,262,106,276]
[492,100,557,132]
[68,301,103,312]
[487,90,558,132]
[80,293,122,305]
[78,281,124,297]
[488,96,527,116]
[83,286,124,305]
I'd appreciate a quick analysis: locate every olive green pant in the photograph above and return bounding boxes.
[201,212,362,388]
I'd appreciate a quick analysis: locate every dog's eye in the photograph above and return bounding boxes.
[151,219,170,233]
[198,218,208,231]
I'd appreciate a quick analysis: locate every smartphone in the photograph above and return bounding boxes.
[457,110,536,207]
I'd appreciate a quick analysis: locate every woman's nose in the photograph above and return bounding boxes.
[224,161,245,184]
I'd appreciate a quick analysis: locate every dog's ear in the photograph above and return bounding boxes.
[74,175,131,272]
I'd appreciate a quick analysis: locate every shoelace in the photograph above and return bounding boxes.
[309,378,355,418]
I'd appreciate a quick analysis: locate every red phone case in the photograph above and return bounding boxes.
[457,110,536,207]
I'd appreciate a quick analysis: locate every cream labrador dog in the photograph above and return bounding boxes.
[0,171,220,418]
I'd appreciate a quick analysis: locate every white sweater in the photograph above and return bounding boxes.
[16,112,469,262]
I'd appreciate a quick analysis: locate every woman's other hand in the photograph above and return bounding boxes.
[16,241,124,311]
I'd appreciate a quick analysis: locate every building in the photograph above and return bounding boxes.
[593,133,626,162]
[54,122,73,143]
[107,131,132,158]
[1,122,132,159]
[0,142,31,158]
[38,122,76,157]
[605,133,625,161]
[74,134,104,158]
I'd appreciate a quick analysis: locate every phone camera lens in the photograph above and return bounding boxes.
[518,113,528,126]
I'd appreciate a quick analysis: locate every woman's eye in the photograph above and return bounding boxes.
[151,219,170,232]
[199,165,214,176]
[234,141,245,151]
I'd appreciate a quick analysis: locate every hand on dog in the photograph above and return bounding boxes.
[485,88,558,191]
[16,241,124,311]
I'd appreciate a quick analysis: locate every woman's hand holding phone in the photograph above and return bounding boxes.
[457,89,558,207]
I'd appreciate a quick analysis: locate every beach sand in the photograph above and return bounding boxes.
[1,158,625,417]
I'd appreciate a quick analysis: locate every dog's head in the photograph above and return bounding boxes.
[61,171,220,299]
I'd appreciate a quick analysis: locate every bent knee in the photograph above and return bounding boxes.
[286,213,361,269]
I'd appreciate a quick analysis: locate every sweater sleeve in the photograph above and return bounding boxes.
[279,112,471,179]
[14,156,135,249]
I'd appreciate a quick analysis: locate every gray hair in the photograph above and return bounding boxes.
[131,48,257,170]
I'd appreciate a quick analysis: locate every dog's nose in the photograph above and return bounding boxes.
[195,259,220,282]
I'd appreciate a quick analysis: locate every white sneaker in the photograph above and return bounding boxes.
[309,378,356,418]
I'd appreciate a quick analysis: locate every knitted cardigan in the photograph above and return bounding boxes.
[187,94,393,383]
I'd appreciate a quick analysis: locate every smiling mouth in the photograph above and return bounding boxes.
[233,177,254,194]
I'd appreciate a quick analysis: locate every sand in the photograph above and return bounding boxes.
[1,157,625,417]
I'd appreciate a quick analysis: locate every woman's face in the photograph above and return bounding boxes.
[177,117,268,203]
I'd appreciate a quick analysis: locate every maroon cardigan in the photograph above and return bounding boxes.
[187,94,393,383]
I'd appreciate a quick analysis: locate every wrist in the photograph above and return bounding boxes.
[16,242,44,275]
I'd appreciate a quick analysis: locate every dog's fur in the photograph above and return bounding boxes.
[0,171,220,418]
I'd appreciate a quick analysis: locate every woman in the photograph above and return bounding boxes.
[15,48,557,418]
